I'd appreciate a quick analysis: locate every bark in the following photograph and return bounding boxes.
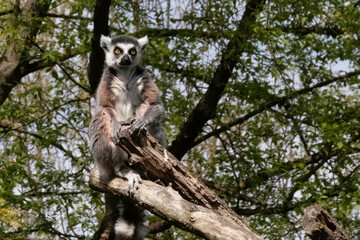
[87,0,111,93]
[168,0,265,160]
[90,169,261,240]
[0,0,51,106]
[0,0,80,106]
[302,204,351,240]
[89,122,262,239]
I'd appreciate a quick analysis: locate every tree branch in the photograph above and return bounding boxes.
[148,220,172,234]
[233,136,360,216]
[193,70,360,147]
[0,124,78,163]
[87,0,111,94]
[0,0,52,106]
[46,12,91,20]
[137,24,344,41]
[168,0,265,160]
[22,47,81,76]
[0,10,14,16]
[284,155,331,208]
[25,39,91,92]
[279,26,344,38]
[90,168,261,240]
[135,28,219,40]
[90,123,262,239]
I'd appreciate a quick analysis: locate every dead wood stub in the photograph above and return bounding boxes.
[302,204,351,240]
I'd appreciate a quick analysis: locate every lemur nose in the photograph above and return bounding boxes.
[121,54,131,65]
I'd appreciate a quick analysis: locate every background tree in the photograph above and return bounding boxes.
[0,0,359,239]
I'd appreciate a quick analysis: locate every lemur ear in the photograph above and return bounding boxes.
[138,36,148,52]
[100,35,112,52]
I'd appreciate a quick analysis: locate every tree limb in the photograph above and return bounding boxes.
[46,12,91,20]
[278,26,344,38]
[168,0,265,160]
[148,220,172,234]
[87,0,111,94]
[0,0,52,106]
[22,47,81,76]
[0,124,78,162]
[90,168,261,240]
[135,28,219,40]
[26,39,91,92]
[234,136,360,216]
[90,123,262,239]
[192,70,360,147]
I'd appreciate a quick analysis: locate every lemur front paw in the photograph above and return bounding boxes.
[112,120,132,145]
[129,118,147,136]
[115,168,142,197]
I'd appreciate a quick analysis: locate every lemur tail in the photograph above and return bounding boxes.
[114,200,147,240]
[103,194,147,240]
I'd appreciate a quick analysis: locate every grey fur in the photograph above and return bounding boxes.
[89,35,165,240]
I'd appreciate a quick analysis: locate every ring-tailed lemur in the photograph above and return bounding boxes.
[89,35,165,240]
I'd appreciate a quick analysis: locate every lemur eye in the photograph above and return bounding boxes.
[130,49,136,55]
[114,48,122,55]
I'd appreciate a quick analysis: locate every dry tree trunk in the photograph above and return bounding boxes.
[89,122,262,240]
[302,204,351,240]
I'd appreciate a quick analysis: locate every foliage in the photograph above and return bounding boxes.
[0,0,360,239]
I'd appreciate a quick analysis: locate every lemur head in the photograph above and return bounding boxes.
[100,35,148,68]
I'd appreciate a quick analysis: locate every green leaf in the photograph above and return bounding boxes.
[337,142,344,149]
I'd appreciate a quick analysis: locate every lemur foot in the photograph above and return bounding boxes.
[115,168,142,197]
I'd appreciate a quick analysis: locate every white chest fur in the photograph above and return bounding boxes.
[111,77,143,121]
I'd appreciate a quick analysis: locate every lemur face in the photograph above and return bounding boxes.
[100,35,148,68]
[113,43,138,66]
